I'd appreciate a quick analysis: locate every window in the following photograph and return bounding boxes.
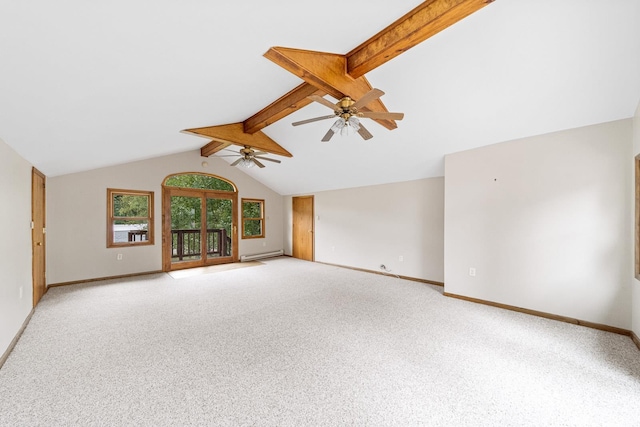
[242,198,264,239]
[107,188,154,247]
[164,173,235,191]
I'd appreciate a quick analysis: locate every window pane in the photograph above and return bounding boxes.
[170,196,202,262]
[113,194,148,217]
[107,188,154,247]
[112,220,149,243]
[242,201,262,218]
[165,174,234,191]
[207,198,233,258]
[244,219,262,237]
[171,196,201,230]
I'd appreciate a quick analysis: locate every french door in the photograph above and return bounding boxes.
[163,188,238,271]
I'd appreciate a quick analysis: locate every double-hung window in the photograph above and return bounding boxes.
[241,198,264,239]
[107,188,154,247]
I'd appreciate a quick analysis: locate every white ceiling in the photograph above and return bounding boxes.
[1,0,639,195]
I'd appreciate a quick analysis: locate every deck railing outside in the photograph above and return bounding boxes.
[171,228,230,260]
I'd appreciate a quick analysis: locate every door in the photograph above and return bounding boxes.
[32,168,46,306]
[292,196,314,261]
[163,188,237,271]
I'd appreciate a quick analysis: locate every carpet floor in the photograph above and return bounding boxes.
[1,257,639,426]
[167,261,264,279]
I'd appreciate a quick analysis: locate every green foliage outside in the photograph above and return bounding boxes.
[113,194,149,229]
[170,197,233,233]
[207,199,232,235]
[165,174,234,191]
[242,201,261,218]
[167,174,235,232]
[171,196,201,230]
[242,201,263,237]
[244,219,262,236]
[113,194,148,217]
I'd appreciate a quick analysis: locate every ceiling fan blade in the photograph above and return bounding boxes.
[252,151,267,156]
[252,158,266,168]
[358,111,404,121]
[216,154,241,157]
[254,156,281,163]
[308,95,339,111]
[352,88,385,110]
[292,115,336,126]
[357,122,374,140]
[321,128,335,142]
[230,158,243,166]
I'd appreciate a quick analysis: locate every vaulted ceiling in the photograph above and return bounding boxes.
[1,1,639,195]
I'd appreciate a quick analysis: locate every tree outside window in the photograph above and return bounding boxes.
[242,199,264,239]
[107,188,154,247]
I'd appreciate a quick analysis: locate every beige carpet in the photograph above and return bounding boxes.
[167,260,263,279]
[1,257,639,426]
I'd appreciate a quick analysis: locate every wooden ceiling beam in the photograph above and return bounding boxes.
[347,0,494,79]
[188,0,493,154]
[182,123,293,158]
[243,83,324,134]
[263,47,397,131]
[251,0,493,134]
[199,140,232,158]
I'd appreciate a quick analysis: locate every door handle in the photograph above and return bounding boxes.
[36,242,42,246]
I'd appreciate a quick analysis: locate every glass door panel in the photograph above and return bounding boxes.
[163,186,237,271]
[170,195,202,263]
[206,198,233,259]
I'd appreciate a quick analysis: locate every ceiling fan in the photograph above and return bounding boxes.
[217,146,281,169]
[292,88,404,142]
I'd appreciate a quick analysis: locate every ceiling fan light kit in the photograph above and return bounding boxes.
[293,88,403,142]
[238,159,255,169]
[219,146,281,169]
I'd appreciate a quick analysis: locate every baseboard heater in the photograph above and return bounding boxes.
[240,249,284,262]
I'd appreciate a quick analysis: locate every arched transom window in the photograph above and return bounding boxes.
[163,173,236,192]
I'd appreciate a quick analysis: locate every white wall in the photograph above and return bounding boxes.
[284,178,445,282]
[445,119,633,329]
[47,150,284,284]
[633,102,640,337]
[0,138,33,356]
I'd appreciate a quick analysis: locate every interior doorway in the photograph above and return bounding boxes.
[292,195,314,261]
[162,174,238,271]
[31,167,46,306]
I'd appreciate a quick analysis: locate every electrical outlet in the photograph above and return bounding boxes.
[469,268,476,277]
[262,241,266,247]
[399,255,404,262]
[117,254,123,260]
[19,286,23,299]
